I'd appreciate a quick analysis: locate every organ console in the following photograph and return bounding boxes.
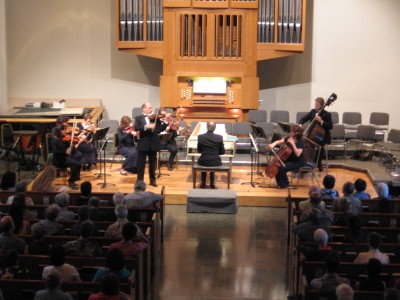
[186,122,237,163]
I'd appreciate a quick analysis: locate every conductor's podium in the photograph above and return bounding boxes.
[187,189,238,214]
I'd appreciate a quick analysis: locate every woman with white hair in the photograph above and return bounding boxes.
[55,193,75,221]
[373,182,394,213]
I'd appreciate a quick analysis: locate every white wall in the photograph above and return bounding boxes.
[5,0,400,129]
[0,0,7,113]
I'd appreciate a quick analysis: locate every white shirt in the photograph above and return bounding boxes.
[354,249,390,264]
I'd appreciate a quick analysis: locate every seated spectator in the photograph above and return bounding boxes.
[92,248,131,283]
[297,228,333,261]
[298,184,324,211]
[27,223,50,255]
[34,269,73,300]
[55,192,75,221]
[65,220,103,257]
[105,205,129,239]
[384,288,400,300]
[354,258,386,291]
[124,181,163,209]
[70,205,99,237]
[88,196,103,221]
[0,171,16,190]
[76,181,92,206]
[6,181,34,205]
[332,181,362,215]
[336,283,354,300]
[293,209,324,242]
[42,245,81,282]
[109,223,149,259]
[113,192,125,206]
[373,182,394,213]
[37,204,65,236]
[300,192,334,228]
[320,175,339,199]
[353,178,371,200]
[0,250,28,279]
[0,216,25,254]
[354,232,390,264]
[311,252,350,292]
[342,215,368,243]
[88,273,132,300]
[30,165,68,193]
[8,193,30,235]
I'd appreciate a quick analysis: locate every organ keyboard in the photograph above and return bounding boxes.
[186,122,237,160]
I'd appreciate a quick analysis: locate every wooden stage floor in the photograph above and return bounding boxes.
[54,163,378,207]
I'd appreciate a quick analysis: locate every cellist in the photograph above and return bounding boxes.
[267,125,305,189]
[298,97,333,171]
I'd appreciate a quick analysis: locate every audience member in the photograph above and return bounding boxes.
[374,182,394,213]
[0,171,16,190]
[92,248,131,282]
[88,196,103,221]
[109,223,149,259]
[113,192,125,206]
[88,273,132,300]
[336,283,354,300]
[124,181,163,209]
[310,252,350,292]
[0,249,28,279]
[353,178,371,200]
[384,288,400,300]
[297,228,334,261]
[354,232,390,264]
[77,181,92,206]
[42,245,81,282]
[27,223,50,255]
[354,258,386,291]
[300,192,334,228]
[34,269,73,300]
[65,220,103,257]
[342,215,368,243]
[37,204,65,236]
[298,184,324,211]
[55,192,75,221]
[6,181,34,205]
[70,205,99,237]
[105,205,129,239]
[332,181,362,215]
[30,165,67,192]
[320,175,339,199]
[293,209,324,242]
[8,192,30,235]
[0,216,25,254]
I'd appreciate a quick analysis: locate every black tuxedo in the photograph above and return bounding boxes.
[299,109,333,145]
[197,131,225,186]
[134,115,166,184]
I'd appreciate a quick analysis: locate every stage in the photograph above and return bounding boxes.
[52,155,381,207]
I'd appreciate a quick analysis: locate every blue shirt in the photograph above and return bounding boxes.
[92,268,131,282]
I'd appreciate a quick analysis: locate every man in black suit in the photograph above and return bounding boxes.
[134,102,165,187]
[298,97,333,171]
[197,122,225,189]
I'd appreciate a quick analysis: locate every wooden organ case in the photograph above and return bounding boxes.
[116,0,306,121]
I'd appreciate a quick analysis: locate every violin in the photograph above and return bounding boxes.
[62,135,80,143]
[123,125,140,138]
[148,113,165,121]
[65,125,80,135]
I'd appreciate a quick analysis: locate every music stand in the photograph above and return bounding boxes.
[277,122,291,134]
[250,124,268,175]
[157,132,173,178]
[92,127,115,188]
[241,133,259,187]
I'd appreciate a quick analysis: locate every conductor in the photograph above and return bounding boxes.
[197,122,225,189]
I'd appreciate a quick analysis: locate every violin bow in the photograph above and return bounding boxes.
[269,147,286,167]
[69,117,78,149]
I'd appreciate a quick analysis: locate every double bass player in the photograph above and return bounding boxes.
[298,96,333,172]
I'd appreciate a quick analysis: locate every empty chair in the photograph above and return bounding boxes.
[216,122,233,135]
[232,122,252,151]
[270,110,289,124]
[342,112,362,140]
[374,129,400,165]
[296,112,309,126]
[189,121,199,134]
[248,109,267,123]
[325,124,347,160]
[330,111,339,124]
[348,125,376,160]
[132,107,142,119]
[369,112,389,141]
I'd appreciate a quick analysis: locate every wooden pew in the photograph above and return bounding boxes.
[0,278,134,300]
[304,289,384,300]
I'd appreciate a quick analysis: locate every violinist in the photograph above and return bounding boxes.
[76,113,98,171]
[298,97,333,172]
[117,116,138,176]
[134,102,165,187]
[51,125,82,190]
[267,125,305,189]
[159,108,181,171]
